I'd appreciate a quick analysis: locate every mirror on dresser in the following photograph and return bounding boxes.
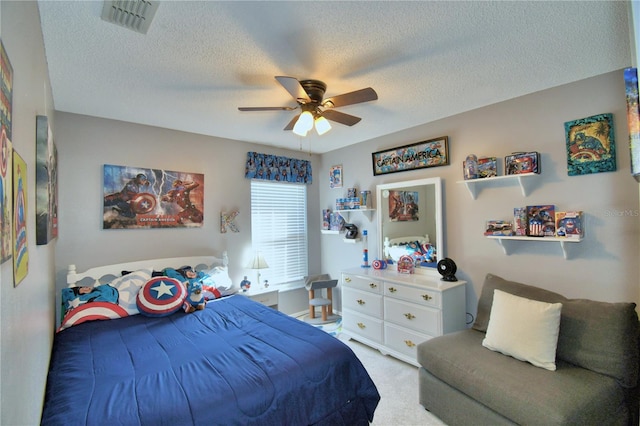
[376,177,443,277]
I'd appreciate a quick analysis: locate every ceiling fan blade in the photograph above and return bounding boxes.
[275,76,311,103]
[322,87,378,108]
[321,109,362,126]
[238,106,297,111]
[284,114,300,131]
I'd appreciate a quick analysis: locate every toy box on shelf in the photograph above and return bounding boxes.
[330,212,345,231]
[555,211,584,239]
[322,209,331,230]
[526,205,555,237]
[484,220,513,236]
[505,152,540,175]
[477,157,498,178]
[513,207,528,236]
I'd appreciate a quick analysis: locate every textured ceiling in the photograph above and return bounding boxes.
[37,1,631,154]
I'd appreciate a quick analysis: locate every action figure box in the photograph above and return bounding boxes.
[477,157,498,178]
[329,212,345,231]
[555,211,584,239]
[322,209,331,230]
[526,205,555,237]
[505,152,540,175]
[484,220,513,236]
[513,207,528,236]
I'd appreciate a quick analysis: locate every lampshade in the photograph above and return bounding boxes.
[247,251,269,270]
[314,115,332,135]
[293,111,314,136]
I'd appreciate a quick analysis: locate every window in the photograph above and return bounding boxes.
[251,180,308,285]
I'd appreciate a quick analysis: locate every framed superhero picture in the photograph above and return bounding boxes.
[103,164,204,229]
[564,113,616,176]
[329,164,343,188]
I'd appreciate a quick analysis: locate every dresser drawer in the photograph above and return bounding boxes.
[384,282,441,308]
[384,322,432,360]
[342,273,383,294]
[384,297,441,335]
[342,287,383,317]
[343,309,383,343]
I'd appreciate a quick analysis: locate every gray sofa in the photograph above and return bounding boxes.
[417,273,640,425]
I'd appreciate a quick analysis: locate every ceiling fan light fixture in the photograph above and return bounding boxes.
[293,111,314,136]
[314,115,331,135]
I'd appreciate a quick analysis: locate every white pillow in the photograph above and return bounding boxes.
[200,266,238,296]
[109,268,153,315]
[482,289,562,371]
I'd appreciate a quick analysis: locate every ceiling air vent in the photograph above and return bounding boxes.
[101,1,159,34]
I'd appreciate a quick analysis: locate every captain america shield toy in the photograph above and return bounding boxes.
[137,276,186,317]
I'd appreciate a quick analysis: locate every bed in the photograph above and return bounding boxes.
[41,254,380,425]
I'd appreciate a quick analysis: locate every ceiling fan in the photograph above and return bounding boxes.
[238,76,378,136]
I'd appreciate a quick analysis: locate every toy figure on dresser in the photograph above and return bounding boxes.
[527,205,555,237]
[240,276,251,292]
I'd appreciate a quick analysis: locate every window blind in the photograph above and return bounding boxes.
[251,180,308,285]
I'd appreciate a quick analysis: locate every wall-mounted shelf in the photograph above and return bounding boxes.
[457,173,538,199]
[486,235,582,259]
[335,208,375,220]
[321,230,340,235]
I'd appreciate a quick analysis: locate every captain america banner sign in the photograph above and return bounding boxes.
[103,164,204,229]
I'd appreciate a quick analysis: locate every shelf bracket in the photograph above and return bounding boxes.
[559,241,569,260]
[516,176,528,197]
[492,238,510,255]
[462,181,477,200]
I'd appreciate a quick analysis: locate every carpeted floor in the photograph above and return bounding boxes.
[295,313,446,424]
[339,336,446,426]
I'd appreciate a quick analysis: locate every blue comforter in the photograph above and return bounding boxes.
[42,295,380,425]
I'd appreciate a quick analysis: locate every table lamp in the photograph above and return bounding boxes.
[247,251,269,288]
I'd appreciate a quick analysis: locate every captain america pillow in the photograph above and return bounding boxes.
[61,284,119,319]
[137,276,186,317]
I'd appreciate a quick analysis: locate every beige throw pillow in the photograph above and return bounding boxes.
[483,289,562,371]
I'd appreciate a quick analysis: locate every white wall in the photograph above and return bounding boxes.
[0,2,56,424]
[320,70,639,319]
[53,112,321,318]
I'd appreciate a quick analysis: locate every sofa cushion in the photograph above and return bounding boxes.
[418,329,628,425]
[556,298,639,388]
[472,273,639,387]
[472,273,566,332]
[482,289,562,371]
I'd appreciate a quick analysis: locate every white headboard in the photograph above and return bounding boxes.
[67,252,228,287]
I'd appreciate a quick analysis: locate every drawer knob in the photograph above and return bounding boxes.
[404,313,416,320]
[345,277,352,283]
[369,283,377,289]
[357,322,366,329]
[404,340,416,348]
[389,287,397,293]
[357,299,365,305]
[422,294,432,301]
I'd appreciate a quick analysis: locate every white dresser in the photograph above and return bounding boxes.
[341,267,466,366]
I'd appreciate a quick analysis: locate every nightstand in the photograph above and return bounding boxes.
[244,287,279,310]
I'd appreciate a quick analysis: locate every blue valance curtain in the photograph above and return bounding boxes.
[244,151,312,184]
